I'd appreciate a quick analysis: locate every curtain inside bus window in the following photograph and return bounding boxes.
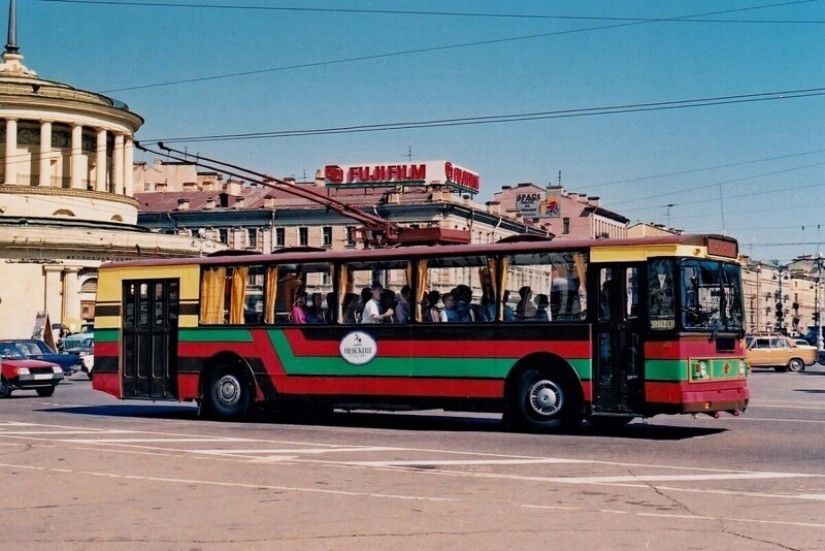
[264,266,278,324]
[416,259,428,321]
[649,259,675,330]
[228,267,248,324]
[200,266,226,324]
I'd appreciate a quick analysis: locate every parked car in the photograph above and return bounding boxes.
[0,339,80,376]
[61,333,94,379]
[0,343,64,397]
[745,334,817,372]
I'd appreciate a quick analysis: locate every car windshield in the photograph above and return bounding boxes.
[0,344,26,359]
[12,341,47,355]
[63,336,93,349]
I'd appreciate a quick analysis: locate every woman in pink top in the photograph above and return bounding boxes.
[290,295,308,324]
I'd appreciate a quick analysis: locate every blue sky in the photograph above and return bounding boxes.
[15,0,825,262]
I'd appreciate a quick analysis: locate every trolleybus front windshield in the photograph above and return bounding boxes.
[648,258,743,332]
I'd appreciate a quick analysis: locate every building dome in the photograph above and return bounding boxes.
[0,0,216,339]
[0,44,144,224]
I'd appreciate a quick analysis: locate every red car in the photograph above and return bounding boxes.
[0,343,64,398]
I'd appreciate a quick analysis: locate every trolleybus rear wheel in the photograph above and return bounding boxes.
[205,365,251,421]
[509,368,581,431]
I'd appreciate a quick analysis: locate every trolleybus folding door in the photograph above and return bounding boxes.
[122,279,179,399]
[593,265,643,413]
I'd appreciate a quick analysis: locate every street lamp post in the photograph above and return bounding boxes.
[817,254,824,351]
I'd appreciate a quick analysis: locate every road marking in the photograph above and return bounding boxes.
[344,458,591,467]
[523,505,825,529]
[0,462,456,502]
[189,446,405,457]
[65,437,257,444]
[536,472,815,484]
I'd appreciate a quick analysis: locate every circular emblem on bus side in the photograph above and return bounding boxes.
[339,331,378,365]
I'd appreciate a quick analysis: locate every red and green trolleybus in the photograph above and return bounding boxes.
[92,233,749,430]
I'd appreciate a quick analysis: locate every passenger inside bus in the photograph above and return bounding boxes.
[342,293,360,324]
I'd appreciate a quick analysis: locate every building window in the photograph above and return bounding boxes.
[219,229,229,244]
[275,228,285,247]
[323,226,333,247]
[562,218,570,235]
[346,226,356,247]
[299,227,309,246]
[248,228,258,249]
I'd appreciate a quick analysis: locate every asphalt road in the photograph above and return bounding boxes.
[0,367,823,551]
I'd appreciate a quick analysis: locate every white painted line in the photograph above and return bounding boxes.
[0,430,120,435]
[542,472,814,484]
[64,437,256,444]
[523,505,825,529]
[0,461,454,502]
[636,512,825,529]
[188,446,405,456]
[344,458,590,467]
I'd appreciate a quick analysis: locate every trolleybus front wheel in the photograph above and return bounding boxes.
[507,368,582,432]
[204,365,252,421]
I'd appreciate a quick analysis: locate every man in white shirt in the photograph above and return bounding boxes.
[361,282,394,323]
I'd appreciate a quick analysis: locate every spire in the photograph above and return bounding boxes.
[0,0,35,76]
[5,0,17,54]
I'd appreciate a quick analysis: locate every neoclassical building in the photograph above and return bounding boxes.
[0,1,211,339]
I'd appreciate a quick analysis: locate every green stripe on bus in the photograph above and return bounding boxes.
[645,359,688,381]
[95,328,118,343]
[178,328,254,342]
[267,330,591,379]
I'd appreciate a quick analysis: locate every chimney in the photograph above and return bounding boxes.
[501,185,512,191]
[386,190,401,204]
[225,179,243,196]
[205,197,215,210]
[588,196,600,207]
[486,201,501,216]
[314,169,326,187]
[233,195,245,209]
[263,194,275,209]
[176,198,189,211]
[463,195,472,207]
[577,193,588,204]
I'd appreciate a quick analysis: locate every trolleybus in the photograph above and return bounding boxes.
[92,233,749,430]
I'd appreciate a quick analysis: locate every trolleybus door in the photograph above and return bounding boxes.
[122,279,179,400]
[593,265,643,413]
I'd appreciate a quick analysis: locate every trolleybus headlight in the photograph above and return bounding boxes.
[739,359,748,376]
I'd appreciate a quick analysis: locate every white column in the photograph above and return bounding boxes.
[124,136,134,196]
[61,267,81,322]
[4,118,17,185]
[95,128,107,192]
[39,121,52,187]
[70,124,83,189]
[112,133,124,195]
[43,265,63,322]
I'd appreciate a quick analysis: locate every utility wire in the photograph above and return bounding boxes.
[144,87,825,143]
[95,0,822,93]
[35,0,825,24]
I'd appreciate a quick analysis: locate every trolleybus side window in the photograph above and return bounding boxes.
[199,261,333,325]
[424,254,492,323]
[503,251,588,322]
[339,259,410,324]
[649,259,675,330]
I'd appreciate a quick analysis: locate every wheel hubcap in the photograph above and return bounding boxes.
[528,379,563,417]
[216,375,241,407]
